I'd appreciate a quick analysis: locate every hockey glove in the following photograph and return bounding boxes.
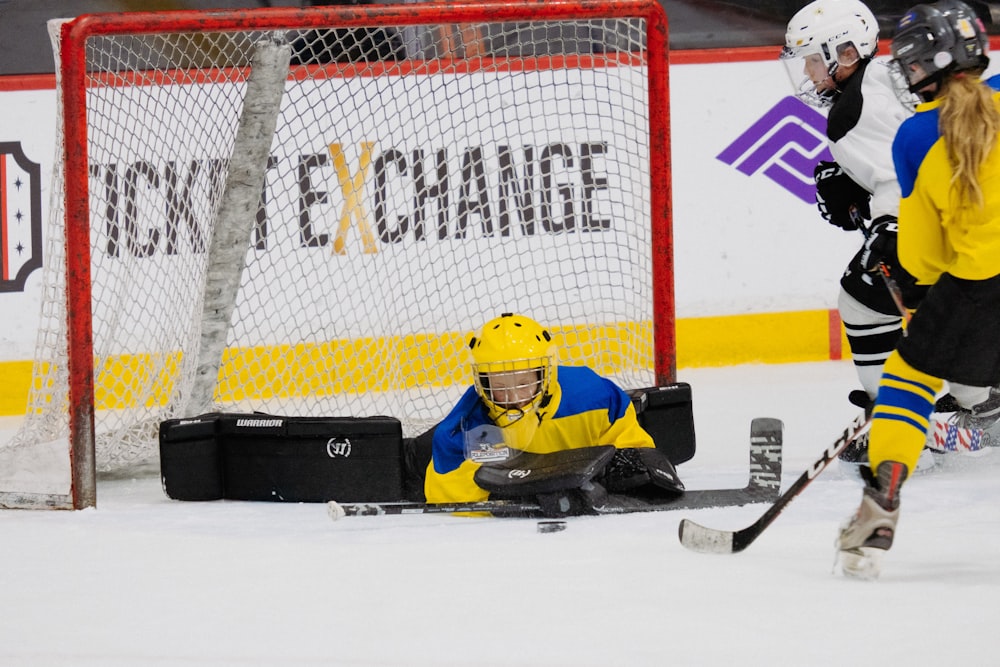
[600,447,684,495]
[859,216,899,272]
[814,161,871,231]
[858,216,927,310]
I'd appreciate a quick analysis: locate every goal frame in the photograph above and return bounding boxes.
[55,0,674,509]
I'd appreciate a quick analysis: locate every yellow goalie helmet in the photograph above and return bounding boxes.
[469,313,558,427]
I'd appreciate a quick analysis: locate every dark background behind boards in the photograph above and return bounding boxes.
[1,0,997,75]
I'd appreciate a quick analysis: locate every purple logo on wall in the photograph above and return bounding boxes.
[716,96,833,204]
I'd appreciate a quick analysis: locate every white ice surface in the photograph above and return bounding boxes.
[1,360,998,666]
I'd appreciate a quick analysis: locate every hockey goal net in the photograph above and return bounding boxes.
[1,0,673,509]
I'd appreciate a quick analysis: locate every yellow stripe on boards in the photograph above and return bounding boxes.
[677,309,846,367]
[0,310,849,415]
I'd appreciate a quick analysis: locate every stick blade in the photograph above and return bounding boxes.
[678,518,736,554]
[327,500,347,521]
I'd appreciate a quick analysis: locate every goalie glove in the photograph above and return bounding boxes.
[814,160,871,231]
[599,447,684,495]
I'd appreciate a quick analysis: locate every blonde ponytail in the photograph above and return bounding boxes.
[938,72,1000,210]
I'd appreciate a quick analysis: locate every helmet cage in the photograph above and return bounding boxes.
[473,356,553,424]
[781,0,880,108]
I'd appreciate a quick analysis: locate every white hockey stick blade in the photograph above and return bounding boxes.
[677,519,736,554]
[327,500,347,521]
[678,412,869,555]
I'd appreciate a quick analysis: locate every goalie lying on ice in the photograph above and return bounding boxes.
[419,313,684,515]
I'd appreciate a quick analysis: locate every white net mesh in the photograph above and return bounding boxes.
[4,4,669,500]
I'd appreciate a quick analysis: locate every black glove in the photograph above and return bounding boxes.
[601,447,649,492]
[599,447,685,495]
[814,161,871,231]
[858,216,928,309]
[859,216,899,272]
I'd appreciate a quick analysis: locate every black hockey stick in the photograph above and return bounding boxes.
[678,412,870,554]
[328,498,541,518]
[329,417,784,520]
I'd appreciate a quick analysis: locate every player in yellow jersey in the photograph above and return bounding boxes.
[837,0,1000,579]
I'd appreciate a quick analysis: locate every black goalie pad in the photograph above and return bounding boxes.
[473,445,616,497]
[159,413,405,503]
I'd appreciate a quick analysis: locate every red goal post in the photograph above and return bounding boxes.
[2,0,673,509]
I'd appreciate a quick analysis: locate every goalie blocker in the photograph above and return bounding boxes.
[159,383,696,504]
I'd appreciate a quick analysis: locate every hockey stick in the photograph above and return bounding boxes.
[329,417,784,520]
[328,498,540,518]
[678,412,870,554]
[852,208,911,326]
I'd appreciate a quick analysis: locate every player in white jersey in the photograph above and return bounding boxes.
[781,0,1000,462]
[782,0,916,410]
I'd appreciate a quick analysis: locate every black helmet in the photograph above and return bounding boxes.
[890,1,989,94]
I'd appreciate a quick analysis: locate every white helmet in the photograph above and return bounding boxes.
[781,0,881,107]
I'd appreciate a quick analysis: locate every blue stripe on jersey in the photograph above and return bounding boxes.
[432,386,490,474]
[552,366,630,422]
[894,75,1000,199]
[892,107,941,199]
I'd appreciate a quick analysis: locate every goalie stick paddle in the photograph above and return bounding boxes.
[328,417,784,520]
[678,412,870,554]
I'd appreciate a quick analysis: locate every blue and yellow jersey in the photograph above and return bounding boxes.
[424,365,654,503]
[891,74,1000,285]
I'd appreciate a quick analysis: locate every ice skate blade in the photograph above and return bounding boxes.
[837,546,884,580]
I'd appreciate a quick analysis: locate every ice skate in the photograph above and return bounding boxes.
[948,387,1000,439]
[927,387,1000,455]
[838,419,935,474]
[836,461,907,580]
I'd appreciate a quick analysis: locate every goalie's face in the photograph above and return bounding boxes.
[472,356,554,429]
[481,368,544,411]
[473,363,550,450]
